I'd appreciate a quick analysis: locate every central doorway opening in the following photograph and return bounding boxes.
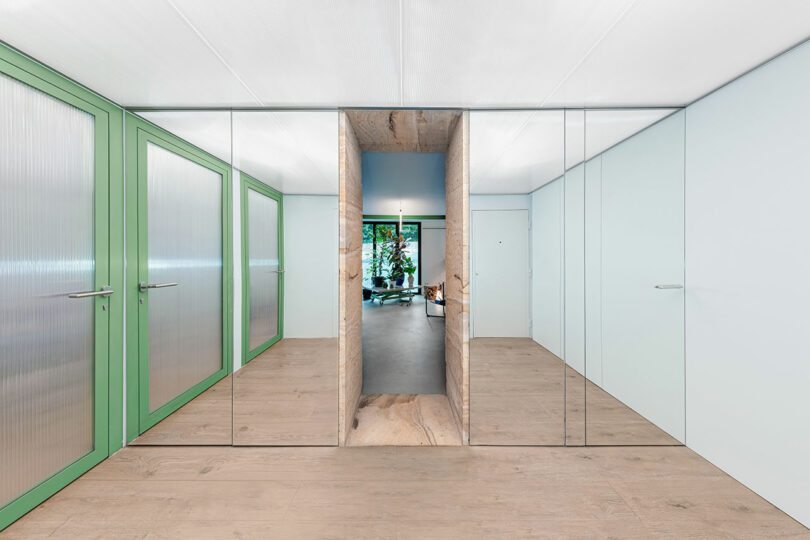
[340,109,466,446]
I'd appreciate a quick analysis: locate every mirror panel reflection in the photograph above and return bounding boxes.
[232,111,339,445]
[129,110,233,445]
[584,109,685,445]
[469,110,568,445]
[468,108,685,447]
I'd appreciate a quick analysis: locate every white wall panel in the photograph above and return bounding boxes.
[685,40,810,527]
[599,111,685,442]
[531,180,563,357]
[283,195,339,338]
[564,165,584,375]
[420,221,446,288]
[584,157,602,386]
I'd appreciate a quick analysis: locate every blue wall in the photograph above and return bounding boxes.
[362,152,446,215]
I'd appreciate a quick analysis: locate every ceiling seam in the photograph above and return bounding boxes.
[539,0,640,107]
[165,0,265,106]
[478,0,640,182]
[399,0,404,107]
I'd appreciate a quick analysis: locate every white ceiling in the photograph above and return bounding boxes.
[138,110,338,194]
[470,109,677,194]
[0,0,808,107]
[232,111,338,195]
[139,111,232,164]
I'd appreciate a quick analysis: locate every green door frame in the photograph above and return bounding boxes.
[0,44,124,531]
[240,172,284,365]
[125,113,233,439]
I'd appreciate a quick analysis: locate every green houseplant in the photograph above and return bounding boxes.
[369,248,385,288]
[385,231,407,287]
[403,256,416,287]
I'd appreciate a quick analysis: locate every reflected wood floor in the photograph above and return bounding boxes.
[5,445,807,538]
[130,375,232,446]
[471,338,678,446]
[234,338,338,446]
[347,394,462,446]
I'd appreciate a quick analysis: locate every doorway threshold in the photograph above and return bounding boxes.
[346,394,462,446]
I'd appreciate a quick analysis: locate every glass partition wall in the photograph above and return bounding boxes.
[231,111,339,446]
[126,110,234,445]
[468,108,685,446]
[118,107,682,448]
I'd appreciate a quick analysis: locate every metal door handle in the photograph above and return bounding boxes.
[68,286,114,298]
[139,282,179,292]
[271,270,284,274]
[654,284,683,289]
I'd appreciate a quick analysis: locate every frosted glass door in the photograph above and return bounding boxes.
[1,73,104,508]
[246,188,280,353]
[143,143,223,414]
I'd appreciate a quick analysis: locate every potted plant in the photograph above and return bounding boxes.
[386,233,407,287]
[369,249,385,288]
[403,256,416,287]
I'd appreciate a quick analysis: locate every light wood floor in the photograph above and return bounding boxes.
[5,445,807,538]
[347,394,462,446]
[130,375,233,446]
[471,338,679,446]
[234,338,338,446]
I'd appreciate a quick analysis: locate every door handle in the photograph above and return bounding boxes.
[654,284,683,289]
[139,282,179,292]
[271,270,284,274]
[68,285,114,298]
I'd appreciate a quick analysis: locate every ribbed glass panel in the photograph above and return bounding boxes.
[247,189,279,350]
[147,143,222,412]
[0,73,94,507]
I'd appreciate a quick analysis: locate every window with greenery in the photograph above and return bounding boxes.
[362,221,421,286]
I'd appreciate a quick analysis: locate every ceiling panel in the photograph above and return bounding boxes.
[471,110,565,194]
[170,0,400,107]
[137,111,232,164]
[0,0,255,106]
[471,108,677,194]
[584,109,677,159]
[232,111,338,195]
[0,0,807,108]
[546,0,810,107]
[402,0,637,107]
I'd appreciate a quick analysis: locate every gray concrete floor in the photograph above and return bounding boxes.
[362,295,446,394]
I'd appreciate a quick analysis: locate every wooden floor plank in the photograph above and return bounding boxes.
[5,446,807,538]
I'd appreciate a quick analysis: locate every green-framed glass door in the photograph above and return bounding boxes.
[241,172,284,364]
[126,114,232,435]
[0,61,111,529]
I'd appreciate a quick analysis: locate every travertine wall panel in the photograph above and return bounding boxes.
[339,112,363,445]
[444,111,470,443]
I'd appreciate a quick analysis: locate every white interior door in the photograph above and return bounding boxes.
[472,210,530,337]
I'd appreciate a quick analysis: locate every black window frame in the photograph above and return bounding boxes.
[363,220,422,285]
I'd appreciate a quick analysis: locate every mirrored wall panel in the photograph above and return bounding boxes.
[468,107,685,447]
[128,111,233,445]
[469,110,571,445]
[584,109,685,445]
[232,111,339,445]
